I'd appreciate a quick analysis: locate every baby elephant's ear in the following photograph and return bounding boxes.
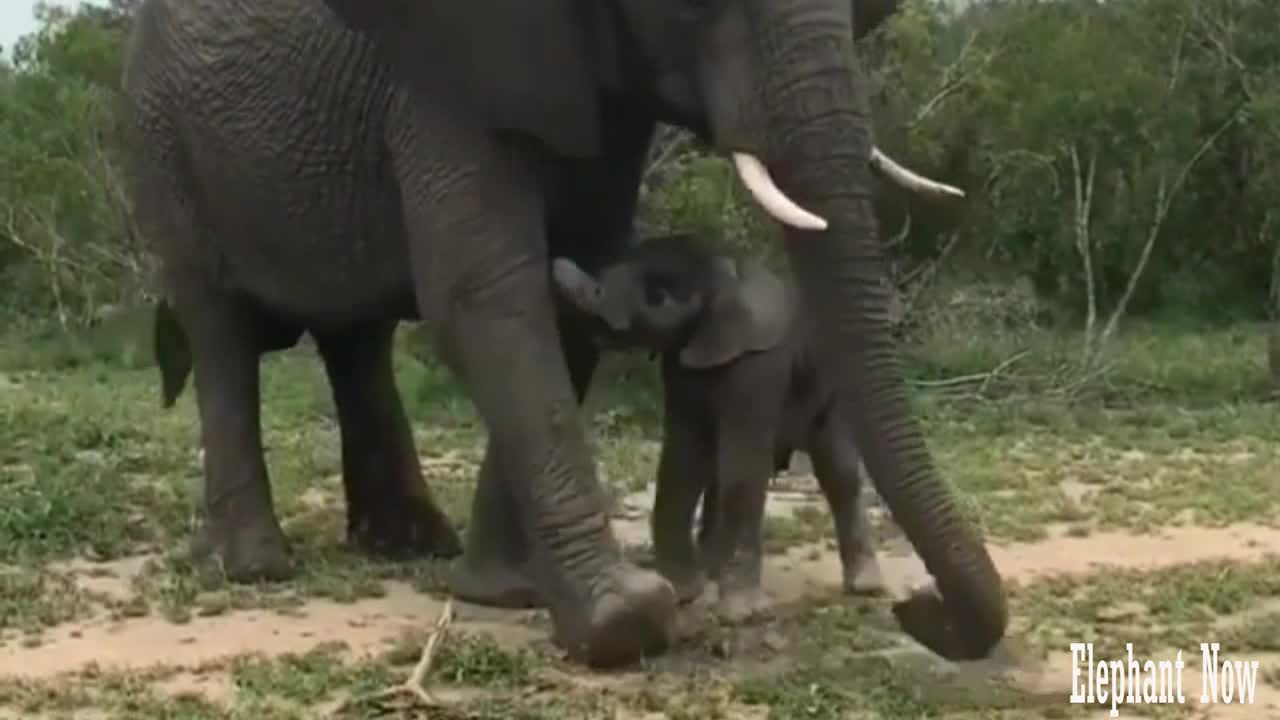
[679,257,792,368]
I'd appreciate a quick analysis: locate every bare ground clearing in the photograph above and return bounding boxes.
[3,475,1279,719]
[3,340,1277,718]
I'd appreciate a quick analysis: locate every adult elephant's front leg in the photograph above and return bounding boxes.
[449,110,649,611]
[399,147,674,669]
[432,262,674,666]
[313,322,462,559]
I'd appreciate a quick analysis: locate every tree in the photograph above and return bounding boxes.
[867,0,1278,345]
[0,1,138,326]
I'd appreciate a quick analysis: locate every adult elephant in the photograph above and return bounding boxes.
[121,0,1006,668]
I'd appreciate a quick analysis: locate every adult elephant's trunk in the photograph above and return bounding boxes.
[743,0,1007,660]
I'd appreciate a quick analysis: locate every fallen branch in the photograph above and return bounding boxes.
[329,599,455,717]
[979,350,1031,395]
[909,350,1029,390]
[1035,351,1126,400]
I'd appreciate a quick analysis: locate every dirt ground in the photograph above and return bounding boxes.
[4,473,1279,719]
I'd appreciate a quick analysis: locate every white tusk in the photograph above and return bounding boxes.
[731,153,828,231]
[870,146,966,199]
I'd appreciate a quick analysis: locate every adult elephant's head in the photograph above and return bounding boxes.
[325,0,1006,661]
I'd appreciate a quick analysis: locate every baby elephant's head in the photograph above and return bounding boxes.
[551,234,791,368]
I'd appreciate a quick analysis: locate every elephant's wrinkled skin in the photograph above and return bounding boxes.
[553,235,886,619]
[122,0,1006,667]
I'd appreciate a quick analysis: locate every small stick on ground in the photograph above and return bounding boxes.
[328,599,455,717]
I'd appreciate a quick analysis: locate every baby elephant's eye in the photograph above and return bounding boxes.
[642,270,690,309]
[644,282,671,307]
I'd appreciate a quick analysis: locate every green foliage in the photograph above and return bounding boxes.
[0,1,139,329]
[12,2,131,88]
[869,0,1280,323]
[637,131,781,263]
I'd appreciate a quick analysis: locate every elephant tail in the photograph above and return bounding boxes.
[154,300,192,408]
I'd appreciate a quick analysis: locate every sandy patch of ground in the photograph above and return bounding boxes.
[612,485,1280,602]
[4,476,1279,717]
[0,580,540,680]
[52,555,154,602]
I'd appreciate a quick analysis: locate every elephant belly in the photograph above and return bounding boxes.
[774,410,811,473]
[775,359,832,474]
[157,4,420,329]
[190,142,418,330]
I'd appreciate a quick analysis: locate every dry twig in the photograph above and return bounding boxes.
[909,350,1029,391]
[328,599,455,718]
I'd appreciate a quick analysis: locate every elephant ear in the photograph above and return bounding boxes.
[323,0,605,159]
[679,258,792,369]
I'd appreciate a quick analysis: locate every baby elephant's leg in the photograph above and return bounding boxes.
[651,411,712,604]
[808,409,885,596]
[704,431,775,622]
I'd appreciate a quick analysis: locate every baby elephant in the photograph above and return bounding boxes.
[552,234,885,619]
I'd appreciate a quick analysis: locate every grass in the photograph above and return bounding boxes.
[0,302,1277,718]
[1012,557,1280,659]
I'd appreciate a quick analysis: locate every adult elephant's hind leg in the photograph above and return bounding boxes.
[449,447,540,607]
[449,311,597,609]
[313,322,462,559]
[129,134,290,582]
[180,291,293,582]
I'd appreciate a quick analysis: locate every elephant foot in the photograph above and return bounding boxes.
[715,583,773,623]
[448,560,542,609]
[655,561,707,605]
[552,562,676,669]
[842,553,887,596]
[191,519,293,583]
[349,493,463,560]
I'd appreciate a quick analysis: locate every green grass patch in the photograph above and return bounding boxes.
[0,568,96,637]
[1013,557,1280,658]
[1,312,1277,718]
